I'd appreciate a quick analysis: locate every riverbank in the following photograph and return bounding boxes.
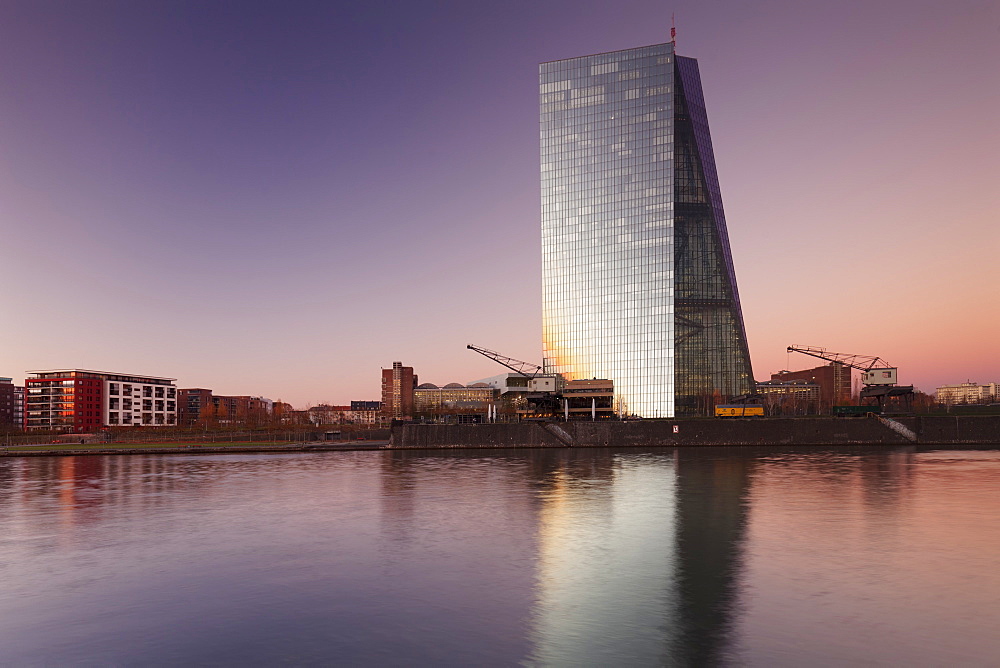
[1,441,391,457]
[391,415,1000,449]
[4,415,997,457]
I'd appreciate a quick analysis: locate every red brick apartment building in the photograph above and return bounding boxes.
[25,369,177,433]
[177,389,272,426]
[0,377,17,429]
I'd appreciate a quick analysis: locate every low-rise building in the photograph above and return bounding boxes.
[214,395,272,425]
[350,401,381,424]
[756,379,822,415]
[468,373,560,395]
[562,379,615,420]
[26,369,177,432]
[936,382,999,405]
[177,389,273,426]
[178,388,213,426]
[467,372,561,419]
[770,363,852,408]
[307,405,351,425]
[414,383,497,419]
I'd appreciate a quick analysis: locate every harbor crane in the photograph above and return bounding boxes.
[466,344,564,418]
[786,345,893,378]
[466,344,543,378]
[787,345,914,411]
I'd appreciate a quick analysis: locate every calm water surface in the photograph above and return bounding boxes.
[1,447,999,666]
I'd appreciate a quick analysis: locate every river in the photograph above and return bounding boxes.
[1,446,998,666]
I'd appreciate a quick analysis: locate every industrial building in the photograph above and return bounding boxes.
[540,41,753,418]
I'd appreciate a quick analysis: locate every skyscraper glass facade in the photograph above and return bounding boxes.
[540,43,753,417]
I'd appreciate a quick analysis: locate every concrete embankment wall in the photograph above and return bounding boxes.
[392,416,1000,449]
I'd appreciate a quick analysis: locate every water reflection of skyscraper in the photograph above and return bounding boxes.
[527,448,754,666]
[673,449,755,666]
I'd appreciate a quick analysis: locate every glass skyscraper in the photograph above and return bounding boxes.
[540,42,753,417]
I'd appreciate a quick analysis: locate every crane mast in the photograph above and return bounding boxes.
[786,346,892,374]
[466,344,543,378]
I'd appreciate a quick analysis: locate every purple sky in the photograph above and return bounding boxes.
[1,0,997,406]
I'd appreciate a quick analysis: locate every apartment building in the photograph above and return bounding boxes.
[26,369,177,432]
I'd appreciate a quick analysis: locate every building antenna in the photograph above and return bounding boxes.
[670,12,676,46]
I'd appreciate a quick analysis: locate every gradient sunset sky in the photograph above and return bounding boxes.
[1,0,997,406]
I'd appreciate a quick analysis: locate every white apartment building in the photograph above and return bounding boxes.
[935,382,1000,405]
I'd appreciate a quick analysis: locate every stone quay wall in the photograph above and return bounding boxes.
[391,416,1000,449]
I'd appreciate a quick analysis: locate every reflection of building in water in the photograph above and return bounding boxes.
[528,448,754,665]
[528,450,678,665]
[3,454,232,531]
[673,450,754,665]
[858,447,915,510]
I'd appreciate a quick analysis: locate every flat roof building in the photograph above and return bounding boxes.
[770,363,852,408]
[757,379,822,415]
[25,369,177,432]
[0,378,16,430]
[381,362,417,421]
[414,383,497,417]
[540,42,753,417]
[563,379,616,420]
[936,382,999,405]
[468,373,560,395]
